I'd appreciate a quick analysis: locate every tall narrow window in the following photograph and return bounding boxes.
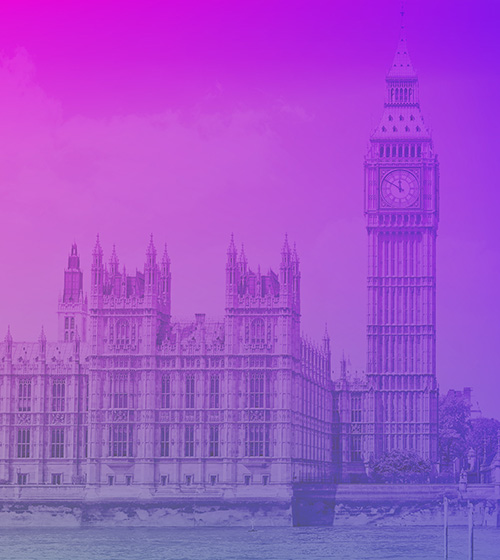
[109,424,133,457]
[161,375,171,409]
[51,428,64,458]
[185,425,194,457]
[160,425,170,457]
[18,379,32,412]
[17,429,30,458]
[209,425,219,457]
[245,424,270,457]
[111,373,129,409]
[209,374,220,409]
[351,435,362,462]
[351,393,362,423]
[51,379,66,412]
[185,374,195,409]
[249,372,267,408]
[251,319,265,344]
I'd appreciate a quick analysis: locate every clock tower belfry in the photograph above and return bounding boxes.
[364,23,439,462]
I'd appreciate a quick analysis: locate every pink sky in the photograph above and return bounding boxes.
[0,0,499,417]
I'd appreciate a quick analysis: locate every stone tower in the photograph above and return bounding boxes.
[58,243,88,342]
[363,21,439,462]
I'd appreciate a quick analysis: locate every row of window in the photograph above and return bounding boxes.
[16,372,271,413]
[16,473,271,486]
[17,428,65,459]
[16,424,271,459]
[379,144,422,158]
[18,379,66,412]
[389,86,414,103]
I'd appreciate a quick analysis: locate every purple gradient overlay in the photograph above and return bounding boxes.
[0,0,499,418]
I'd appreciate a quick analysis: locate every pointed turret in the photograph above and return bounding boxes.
[226,234,239,307]
[227,233,237,264]
[161,243,170,267]
[92,234,103,265]
[281,233,291,262]
[340,351,347,379]
[322,323,330,351]
[109,244,119,276]
[160,243,171,304]
[238,243,247,273]
[91,234,104,295]
[387,8,416,80]
[280,234,292,289]
[145,235,158,293]
[39,326,47,359]
[68,242,80,270]
[59,243,88,342]
[63,243,84,303]
[146,234,156,266]
[5,326,12,359]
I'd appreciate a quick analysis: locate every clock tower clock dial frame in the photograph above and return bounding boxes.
[380,168,420,209]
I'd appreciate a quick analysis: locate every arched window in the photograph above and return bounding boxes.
[380,145,384,157]
[386,145,390,157]
[417,145,422,157]
[404,88,408,102]
[398,145,403,157]
[251,319,265,345]
[116,320,129,346]
[395,89,399,101]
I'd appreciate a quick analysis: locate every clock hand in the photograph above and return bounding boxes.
[385,179,403,192]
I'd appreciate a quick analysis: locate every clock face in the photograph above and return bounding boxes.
[381,169,420,208]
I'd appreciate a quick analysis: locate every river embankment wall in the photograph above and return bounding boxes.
[293,483,500,527]
[0,483,498,527]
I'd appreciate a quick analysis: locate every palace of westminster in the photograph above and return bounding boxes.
[0,31,440,493]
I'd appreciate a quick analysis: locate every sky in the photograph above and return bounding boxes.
[0,0,499,417]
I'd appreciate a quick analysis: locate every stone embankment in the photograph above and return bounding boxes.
[0,483,498,527]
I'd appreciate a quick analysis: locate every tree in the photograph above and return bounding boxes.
[438,392,471,467]
[372,450,432,483]
[467,417,500,464]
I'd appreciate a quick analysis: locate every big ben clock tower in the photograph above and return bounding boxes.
[364,20,439,463]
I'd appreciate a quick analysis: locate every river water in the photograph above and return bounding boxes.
[0,526,499,559]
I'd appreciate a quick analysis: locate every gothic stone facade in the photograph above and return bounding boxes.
[0,236,333,494]
[333,31,439,481]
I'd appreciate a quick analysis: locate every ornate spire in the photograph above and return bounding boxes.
[147,234,156,256]
[239,243,246,262]
[282,233,291,255]
[162,243,170,266]
[387,3,416,79]
[93,234,102,256]
[109,244,119,275]
[227,233,236,255]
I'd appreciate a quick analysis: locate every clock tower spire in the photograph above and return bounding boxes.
[364,19,439,463]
